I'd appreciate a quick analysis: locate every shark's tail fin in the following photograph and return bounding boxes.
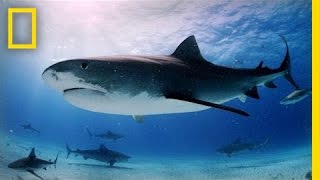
[86,127,93,139]
[54,152,59,169]
[66,144,72,159]
[278,35,300,90]
[278,35,312,104]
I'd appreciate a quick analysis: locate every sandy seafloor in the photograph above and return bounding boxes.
[0,136,311,180]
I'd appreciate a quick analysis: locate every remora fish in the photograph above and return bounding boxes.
[86,128,124,141]
[216,138,269,157]
[8,148,59,180]
[280,89,311,105]
[42,35,307,120]
[66,144,130,166]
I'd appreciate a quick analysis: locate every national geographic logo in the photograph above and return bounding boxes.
[7,8,37,49]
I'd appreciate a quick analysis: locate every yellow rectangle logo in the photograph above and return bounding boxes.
[8,8,37,49]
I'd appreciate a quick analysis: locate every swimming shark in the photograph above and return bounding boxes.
[216,137,269,157]
[66,144,130,166]
[280,89,311,105]
[20,123,40,134]
[42,35,307,120]
[8,148,59,179]
[86,128,124,141]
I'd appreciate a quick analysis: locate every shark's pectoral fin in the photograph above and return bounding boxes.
[264,81,277,88]
[109,159,116,166]
[164,93,249,117]
[132,115,144,123]
[26,170,43,180]
[245,86,260,99]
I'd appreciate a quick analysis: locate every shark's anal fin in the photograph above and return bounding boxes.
[264,81,277,88]
[26,170,43,180]
[165,93,249,117]
[245,86,260,99]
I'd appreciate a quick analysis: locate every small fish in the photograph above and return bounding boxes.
[86,128,124,141]
[20,123,40,134]
[280,89,311,105]
[217,137,269,157]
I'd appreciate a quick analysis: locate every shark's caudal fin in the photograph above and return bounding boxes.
[278,35,300,90]
[278,35,311,104]
[66,144,72,158]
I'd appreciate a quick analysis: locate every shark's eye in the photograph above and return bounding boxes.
[81,63,88,70]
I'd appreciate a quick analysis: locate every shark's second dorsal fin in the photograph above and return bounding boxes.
[29,148,36,159]
[171,35,205,63]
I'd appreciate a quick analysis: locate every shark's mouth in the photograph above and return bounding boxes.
[63,86,106,94]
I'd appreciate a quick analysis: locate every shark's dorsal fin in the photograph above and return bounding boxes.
[99,144,108,151]
[28,148,36,159]
[256,61,263,69]
[171,35,205,63]
[233,138,241,144]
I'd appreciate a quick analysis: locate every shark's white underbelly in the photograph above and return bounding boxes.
[63,88,210,115]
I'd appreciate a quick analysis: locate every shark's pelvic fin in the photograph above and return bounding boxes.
[26,170,43,180]
[245,86,260,99]
[238,95,247,103]
[132,115,144,123]
[264,81,277,88]
[165,93,249,116]
[171,35,205,63]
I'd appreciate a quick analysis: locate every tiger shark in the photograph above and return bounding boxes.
[42,35,305,120]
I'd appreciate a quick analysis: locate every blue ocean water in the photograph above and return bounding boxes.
[0,1,311,179]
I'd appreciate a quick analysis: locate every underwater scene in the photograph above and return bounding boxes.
[0,1,312,180]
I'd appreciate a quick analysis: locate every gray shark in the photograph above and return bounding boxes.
[42,35,307,120]
[66,144,130,166]
[86,128,124,141]
[216,138,268,157]
[20,123,40,134]
[280,89,311,105]
[8,148,59,180]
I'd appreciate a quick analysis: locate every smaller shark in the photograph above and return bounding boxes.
[8,148,59,180]
[86,128,124,141]
[66,144,130,166]
[216,137,268,157]
[20,123,40,134]
[280,89,311,105]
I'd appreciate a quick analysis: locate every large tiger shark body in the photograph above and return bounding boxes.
[42,35,305,120]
